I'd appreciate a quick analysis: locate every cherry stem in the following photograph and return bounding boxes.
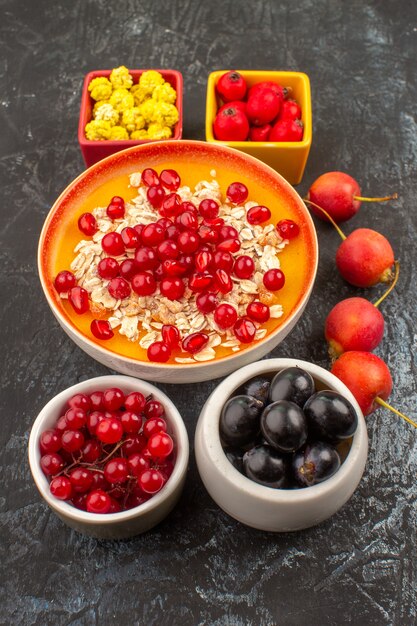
[303,199,346,240]
[353,192,398,203]
[373,260,400,308]
[375,397,417,429]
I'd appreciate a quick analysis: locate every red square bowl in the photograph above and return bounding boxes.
[78,69,183,168]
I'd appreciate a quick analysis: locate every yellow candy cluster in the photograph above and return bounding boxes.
[85,67,179,141]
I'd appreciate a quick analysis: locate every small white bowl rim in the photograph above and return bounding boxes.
[37,140,318,372]
[28,375,189,525]
[196,358,368,503]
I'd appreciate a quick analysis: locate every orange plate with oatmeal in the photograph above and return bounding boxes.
[38,140,318,384]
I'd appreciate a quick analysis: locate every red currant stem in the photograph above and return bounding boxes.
[375,397,417,429]
[303,199,346,240]
[353,192,398,203]
[97,440,127,465]
[373,260,400,308]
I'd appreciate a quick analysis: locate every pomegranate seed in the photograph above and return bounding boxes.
[160,169,181,190]
[195,250,214,272]
[104,457,129,484]
[166,224,180,240]
[157,217,173,230]
[182,332,209,355]
[214,303,238,329]
[135,246,158,271]
[147,185,165,208]
[68,393,91,411]
[198,224,219,243]
[175,211,199,231]
[162,324,181,348]
[108,277,131,300]
[40,453,64,476]
[147,432,174,459]
[219,225,239,241]
[131,271,157,296]
[91,319,114,340]
[196,291,218,313]
[39,429,61,454]
[98,257,119,279]
[233,317,257,343]
[143,417,167,437]
[78,212,98,236]
[96,417,123,444]
[54,270,76,293]
[101,232,125,256]
[119,259,138,281]
[177,230,200,253]
[180,201,197,214]
[247,301,270,323]
[233,255,255,279]
[161,277,185,300]
[147,341,171,363]
[86,490,111,514]
[157,239,179,261]
[61,429,85,453]
[276,219,300,239]
[120,411,142,434]
[81,439,101,463]
[121,226,140,248]
[199,198,219,219]
[69,286,89,314]
[90,391,104,410]
[189,272,213,292]
[106,198,125,220]
[213,250,234,272]
[144,400,165,419]
[141,168,160,187]
[162,259,187,277]
[226,182,249,204]
[65,407,87,429]
[202,217,224,230]
[247,205,271,225]
[263,268,285,291]
[216,238,241,253]
[142,222,165,246]
[124,391,146,413]
[134,223,144,240]
[138,469,165,494]
[103,387,125,411]
[128,453,150,477]
[160,192,182,217]
[50,476,72,500]
[213,268,233,293]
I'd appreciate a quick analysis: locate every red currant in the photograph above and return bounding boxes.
[89,391,104,410]
[119,259,138,281]
[276,219,300,239]
[196,292,218,314]
[263,268,285,291]
[147,432,174,459]
[69,467,94,493]
[108,277,131,300]
[39,429,61,454]
[40,453,64,476]
[147,341,171,363]
[104,458,129,484]
[138,469,165,494]
[143,417,167,438]
[160,277,185,300]
[124,391,146,413]
[103,387,125,411]
[120,411,142,434]
[101,232,125,256]
[247,301,270,323]
[131,271,157,296]
[81,439,101,463]
[135,246,158,271]
[214,303,238,329]
[98,257,120,280]
[144,400,165,419]
[65,407,87,429]
[86,490,111,514]
[61,429,85,453]
[50,476,72,500]
[96,417,124,444]
[233,255,255,279]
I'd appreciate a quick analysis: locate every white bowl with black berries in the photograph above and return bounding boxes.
[195,358,368,532]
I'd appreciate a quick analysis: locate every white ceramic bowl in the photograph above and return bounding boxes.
[195,358,368,532]
[28,375,189,539]
[38,140,318,384]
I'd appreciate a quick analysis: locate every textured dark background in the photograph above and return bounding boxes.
[1,0,416,624]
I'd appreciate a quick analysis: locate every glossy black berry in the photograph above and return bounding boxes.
[243,445,287,488]
[260,400,308,453]
[219,395,263,447]
[303,390,358,442]
[224,447,244,474]
[269,366,315,407]
[293,442,341,487]
[236,376,271,406]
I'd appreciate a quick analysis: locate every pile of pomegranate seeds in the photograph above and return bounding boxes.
[55,168,300,363]
[39,388,176,514]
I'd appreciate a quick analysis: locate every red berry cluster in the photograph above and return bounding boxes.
[213,71,303,142]
[39,387,175,514]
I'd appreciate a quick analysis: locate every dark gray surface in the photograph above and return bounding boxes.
[1,1,416,624]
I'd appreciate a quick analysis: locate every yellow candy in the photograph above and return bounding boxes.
[88,77,113,101]
[109,65,133,90]
[153,102,179,128]
[139,98,158,123]
[130,129,149,140]
[152,82,177,104]
[94,103,119,126]
[85,120,112,140]
[122,108,146,133]
[147,123,172,140]
[110,88,134,113]
[109,126,129,140]
[138,70,165,96]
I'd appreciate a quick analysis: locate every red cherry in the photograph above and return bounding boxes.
[247,301,270,323]
[121,226,140,249]
[233,317,257,343]
[196,292,218,314]
[141,168,160,187]
[147,341,171,363]
[69,286,89,314]
[199,198,219,219]
[78,212,98,236]
[263,268,285,291]
[101,232,125,256]
[147,185,165,208]
[182,332,209,355]
[50,476,72,500]
[214,303,238,329]
[86,490,111,514]
[106,198,125,220]
[98,257,120,279]
[247,205,271,225]
[216,70,247,102]
[226,182,248,204]
[276,219,300,239]
[91,319,114,340]
[96,417,124,444]
[213,106,250,141]
[160,169,181,190]
[233,255,255,279]
[54,270,76,293]
[108,277,131,300]
[131,271,157,296]
[161,324,180,348]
